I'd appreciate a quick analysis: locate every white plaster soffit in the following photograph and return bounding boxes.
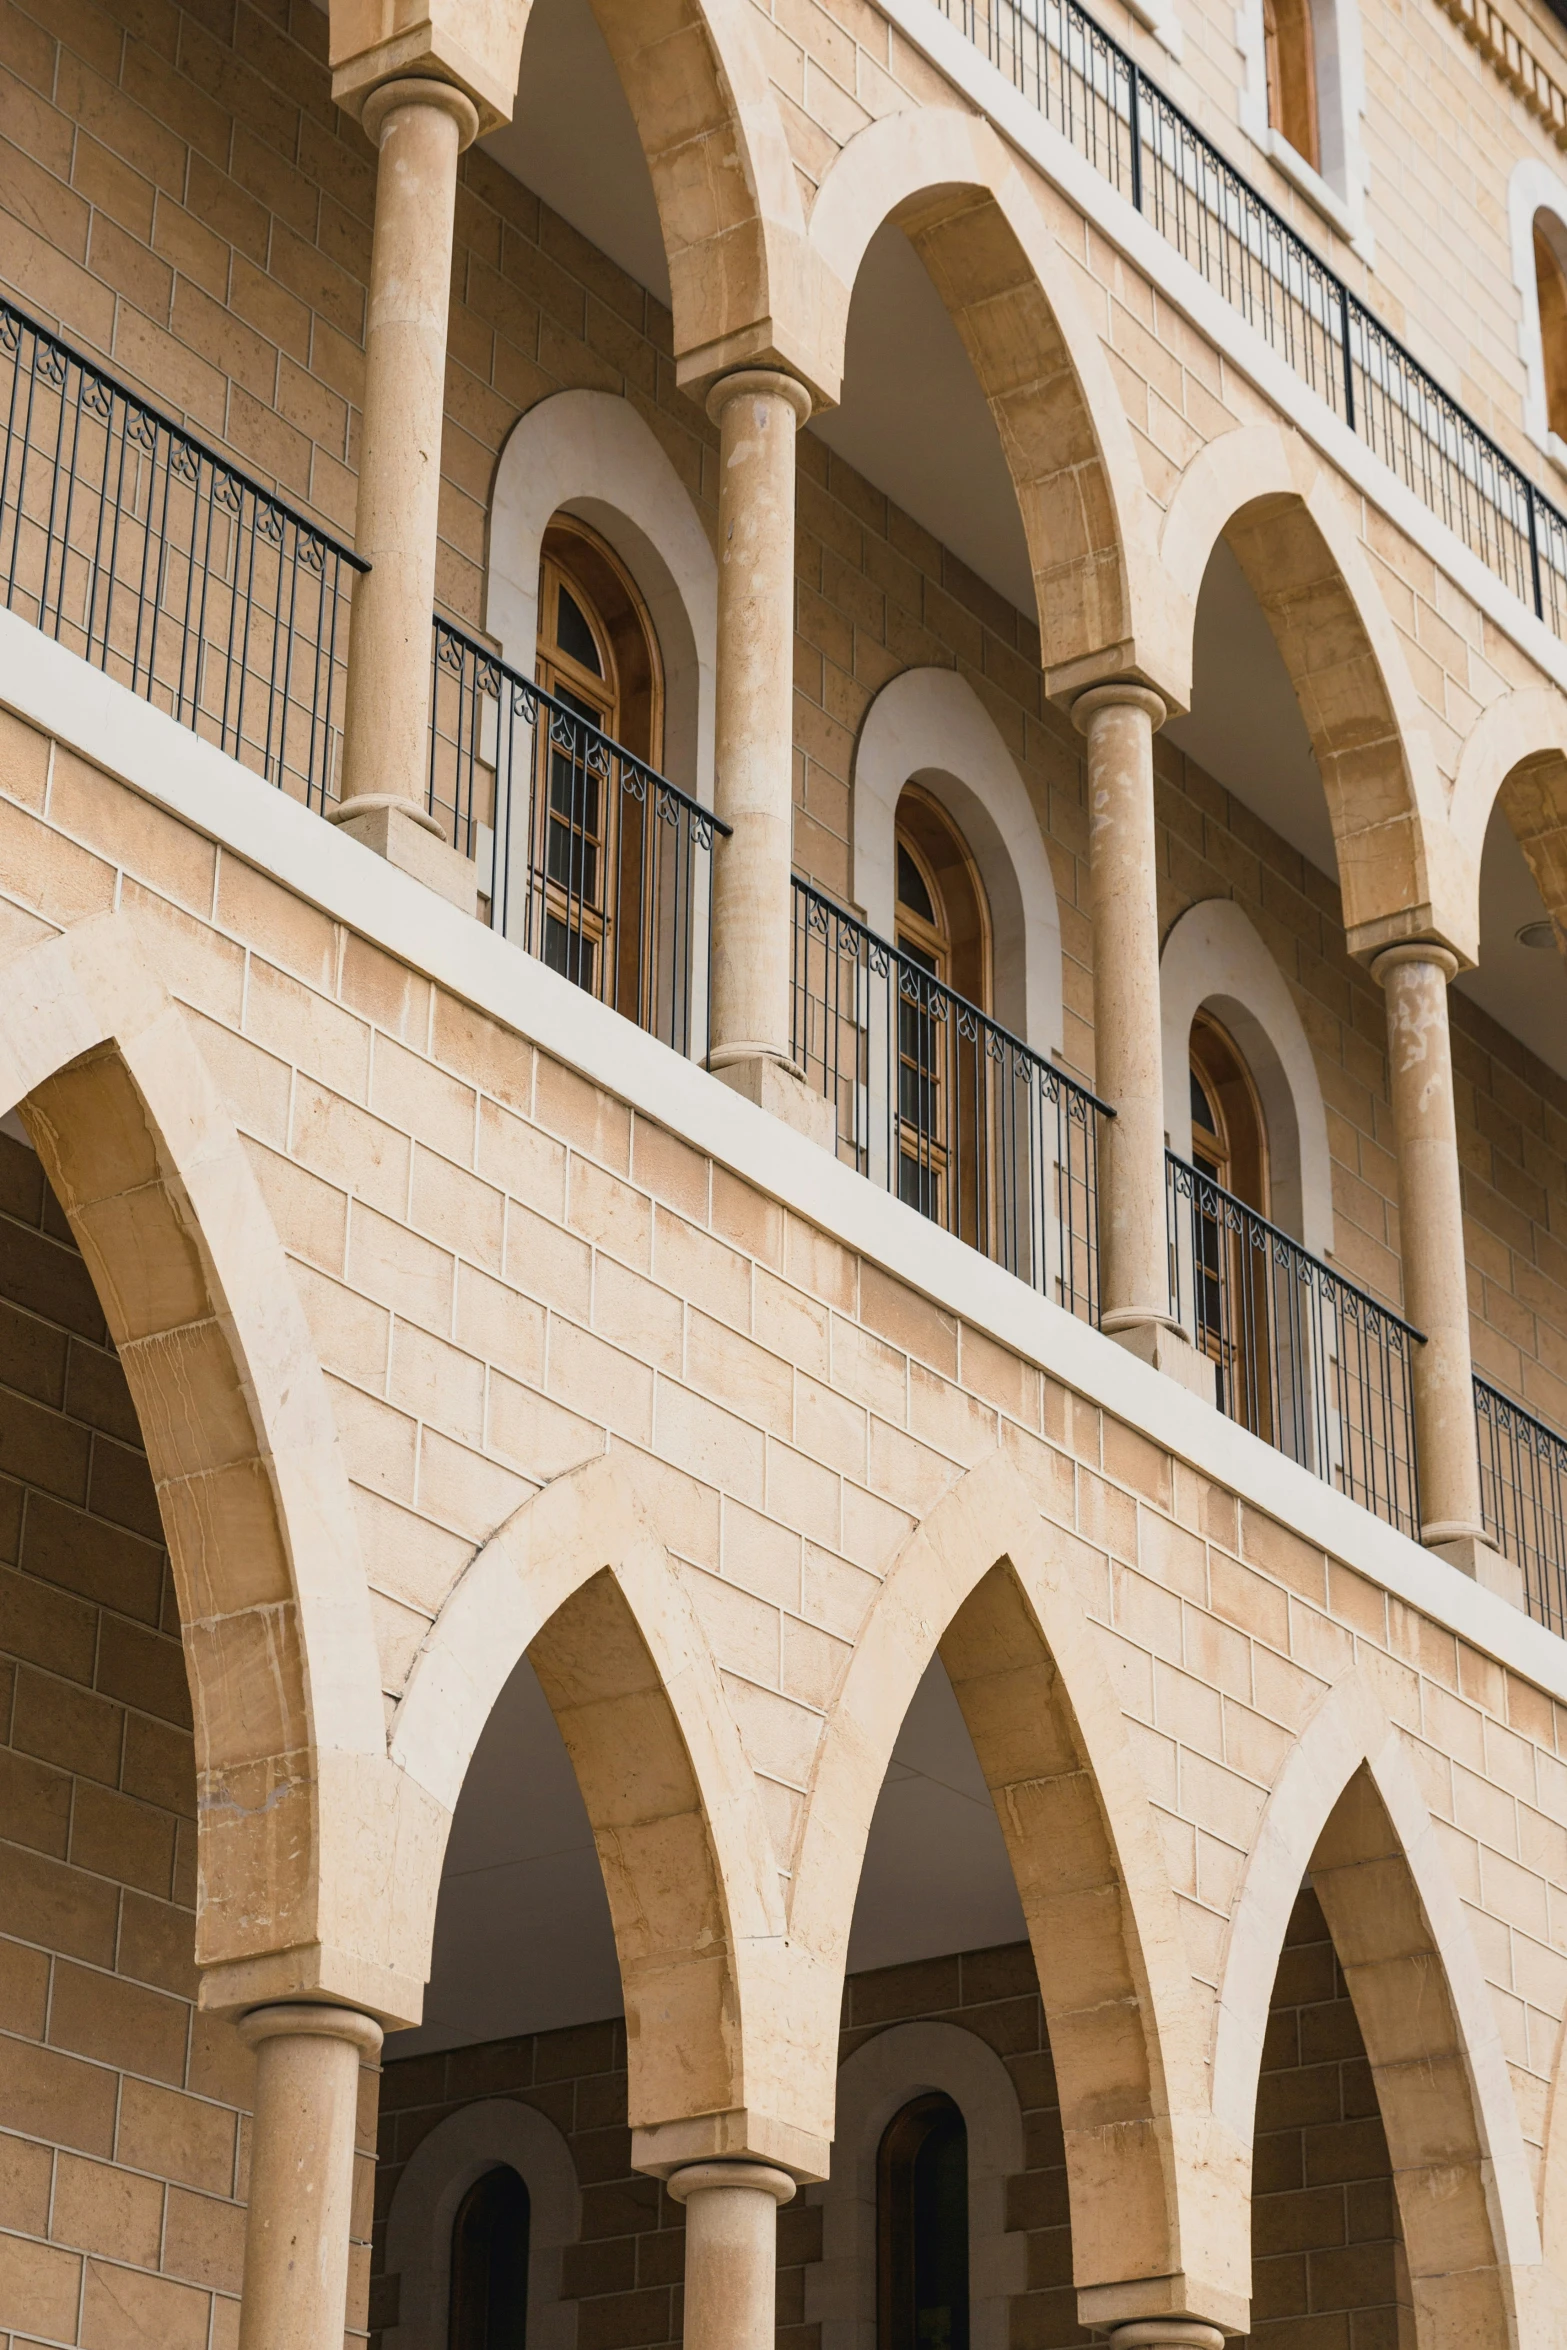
[6,612,1565,1702]
[881,0,1567,702]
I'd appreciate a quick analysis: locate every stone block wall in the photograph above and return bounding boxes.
[0,1133,275,2349]
[1250,1886,1412,2350]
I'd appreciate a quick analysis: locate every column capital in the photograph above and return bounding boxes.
[1369,938,1460,986]
[1072,681,1168,732]
[1106,2327,1227,2350]
[360,75,480,152]
[706,369,813,429]
[667,2162,797,2207]
[237,2002,384,2061]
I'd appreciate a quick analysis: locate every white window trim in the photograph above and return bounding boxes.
[381,2096,582,2350]
[1234,0,1373,260]
[486,387,718,812]
[802,2020,1028,2350]
[1159,897,1335,1257]
[1509,158,1567,477]
[851,667,1065,1057]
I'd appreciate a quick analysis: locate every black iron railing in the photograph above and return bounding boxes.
[792,879,1109,1321]
[939,0,1567,632]
[1476,1378,1567,1634]
[0,298,362,806]
[429,619,727,1058]
[1166,1154,1422,1534]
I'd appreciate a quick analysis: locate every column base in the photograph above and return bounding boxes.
[328,796,479,915]
[1105,1315,1217,1404]
[1429,1530,1525,1609]
[711,1052,838,1150]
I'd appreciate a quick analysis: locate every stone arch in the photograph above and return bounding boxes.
[382,2096,582,2350]
[1450,685,1567,956]
[1212,1665,1545,2348]
[388,1451,816,2174]
[852,666,1063,1051]
[1159,424,1467,960]
[1159,897,1334,1253]
[486,387,718,808]
[0,910,405,2013]
[580,0,837,399]
[805,2019,1028,2350]
[788,1449,1245,2331]
[807,109,1178,696]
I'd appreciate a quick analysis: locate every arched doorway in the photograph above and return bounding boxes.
[878,2092,970,2350]
[892,786,993,1226]
[450,2164,531,2349]
[1187,1011,1275,1437]
[532,517,665,1012]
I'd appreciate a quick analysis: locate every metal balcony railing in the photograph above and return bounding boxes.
[0,297,363,806]
[1166,1154,1423,1535]
[429,619,728,1060]
[1475,1378,1567,1634]
[792,879,1110,1322]
[939,0,1567,633]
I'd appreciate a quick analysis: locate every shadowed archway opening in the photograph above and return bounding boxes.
[1248,1881,1412,2347]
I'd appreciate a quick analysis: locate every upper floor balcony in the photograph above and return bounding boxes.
[4,0,1567,1642]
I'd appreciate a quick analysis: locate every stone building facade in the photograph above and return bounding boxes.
[5,0,1567,2346]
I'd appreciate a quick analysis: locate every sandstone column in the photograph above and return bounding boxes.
[1073,685,1205,1389]
[704,370,829,1140]
[668,2160,795,2350]
[334,76,479,911]
[1372,944,1488,1556]
[236,2004,382,2350]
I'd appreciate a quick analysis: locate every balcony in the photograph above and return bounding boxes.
[6,291,1567,1633]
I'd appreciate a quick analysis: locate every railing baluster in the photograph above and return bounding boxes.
[1475,1378,1567,1632]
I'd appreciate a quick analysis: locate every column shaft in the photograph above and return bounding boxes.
[339,78,476,820]
[1075,685,1171,1333]
[669,2160,795,2350]
[1375,944,1484,1543]
[705,370,811,1076]
[236,2004,382,2350]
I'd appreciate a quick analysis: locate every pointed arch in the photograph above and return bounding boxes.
[0,910,408,2012]
[585,0,838,400]
[389,1452,819,2173]
[1159,424,1469,960]
[1450,685,1567,958]
[788,1449,1247,2331]
[807,110,1177,696]
[1213,1665,1545,2348]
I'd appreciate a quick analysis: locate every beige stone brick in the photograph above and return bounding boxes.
[857,1260,955,1373]
[794,1373,868,1477]
[1137,1507,1207,1604]
[591,1256,684,1376]
[711,1166,785,1267]
[289,1077,410,1217]
[163,2182,246,2293]
[652,1208,752,1332]
[0,2228,82,2339]
[0,1935,50,2042]
[0,2124,52,2233]
[630,1117,709,1221]
[476,1097,567,1223]
[415,1425,534,1539]
[752,1267,831,1379]
[488,1370,603,1482]
[784,1214,858,1316]
[346,1203,455,1335]
[68,1782,175,1900]
[81,2255,212,2349]
[122,886,246,1025]
[245,958,369,1103]
[289,1261,391,1387]
[370,1036,478,1166]
[339,932,431,1044]
[52,2149,164,2266]
[241,1137,347,1274]
[49,750,215,912]
[408,1148,504,1274]
[187,1010,292,1148]
[216,855,336,988]
[534,1056,630,1171]
[501,1199,592,1319]
[431,993,535,1114]
[0,2035,117,2156]
[389,1323,486,1448]
[0,791,116,924]
[325,1374,417,1502]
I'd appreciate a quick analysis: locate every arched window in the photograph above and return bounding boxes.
[1263,0,1320,168]
[1535,216,1567,444]
[533,518,664,1000]
[1189,1014,1272,1432]
[893,789,992,1222]
[877,2093,970,2350]
[449,2164,530,2349]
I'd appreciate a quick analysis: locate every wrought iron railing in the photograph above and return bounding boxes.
[1166,1154,1422,1534]
[792,879,1110,1321]
[1475,1378,1567,1634]
[939,0,1567,632]
[0,298,363,807]
[430,619,727,1059]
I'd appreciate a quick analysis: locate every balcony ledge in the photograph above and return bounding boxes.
[2,608,1562,1697]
